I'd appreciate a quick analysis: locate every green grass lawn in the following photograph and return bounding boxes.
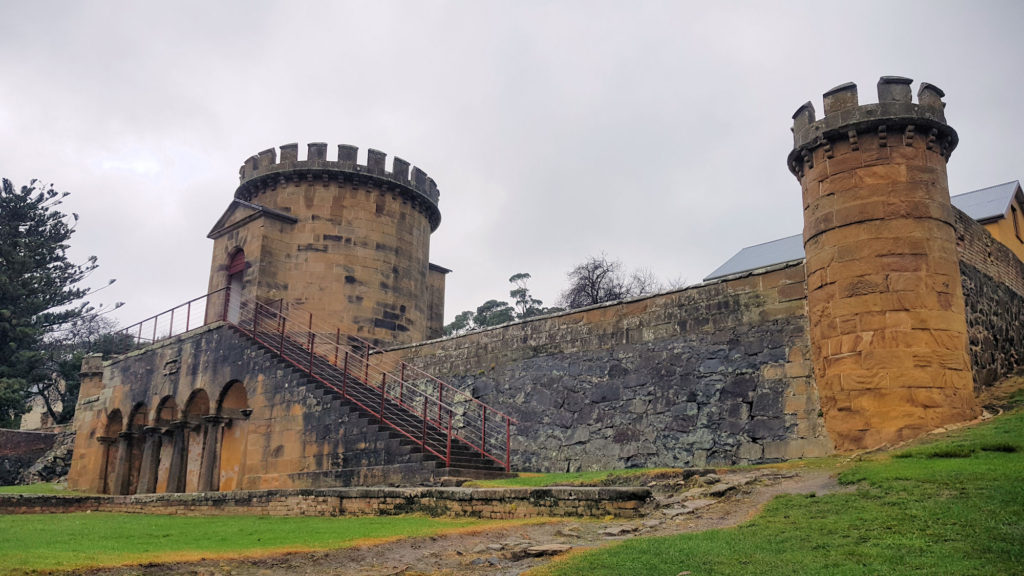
[0,513,498,574]
[532,410,1024,575]
[0,482,75,495]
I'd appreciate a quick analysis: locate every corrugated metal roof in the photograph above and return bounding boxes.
[702,181,1021,282]
[949,180,1020,222]
[704,234,804,281]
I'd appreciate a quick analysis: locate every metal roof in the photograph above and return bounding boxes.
[704,234,804,281]
[948,180,1020,222]
[702,181,1021,282]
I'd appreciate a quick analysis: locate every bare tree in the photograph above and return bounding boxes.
[558,255,662,310]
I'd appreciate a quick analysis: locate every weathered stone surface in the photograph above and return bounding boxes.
[67,325,472,495]
[526,543,573,556]
[956,212,1024,389]
[0,430,58,486]
[792,79,979,451]
[0,485,651,519]
[387,264,831,472]
[19,430,75,484]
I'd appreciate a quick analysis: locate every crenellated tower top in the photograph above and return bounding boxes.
[787,76,958,178]
[235,142,441,231]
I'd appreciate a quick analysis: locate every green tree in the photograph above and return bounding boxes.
[473,299,515,328]
[509,272,543,319]
[442,309,476,337]
[442,272,561,337]
[0,179,108,427]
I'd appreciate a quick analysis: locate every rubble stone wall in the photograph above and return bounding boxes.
[955,208,1024,388]
[0,429,57,486]
[388,263,831,472]
[0,486,649,519]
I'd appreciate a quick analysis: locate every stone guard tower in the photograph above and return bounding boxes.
[206,143,449,345]
[788,77,979,450]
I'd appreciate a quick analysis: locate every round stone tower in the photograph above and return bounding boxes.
[787,77,979,450]
[206,142,446,346]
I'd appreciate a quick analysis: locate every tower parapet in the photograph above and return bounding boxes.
[209,141,446,346]
[789,77,957,179]
[788,77,978,450]
[237,143,441,231]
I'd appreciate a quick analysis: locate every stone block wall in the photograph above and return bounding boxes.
[955,207,1024,388]
[67,324,433,494]
[955,207,1024,297]
[0,486,650,519]
[387,263,830,472]
[0,429,57,485]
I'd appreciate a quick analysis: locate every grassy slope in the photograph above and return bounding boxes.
[534,410,1024,576]
[0,483,74,495]
[0,514,496,574]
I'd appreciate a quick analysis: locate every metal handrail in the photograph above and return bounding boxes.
[235,300,513,471]
[285,304,515,467]
[342,331,518,424]
[113,288,229,354]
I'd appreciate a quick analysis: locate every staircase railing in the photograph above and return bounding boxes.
[236,300,514,471]
[112,288,228,354]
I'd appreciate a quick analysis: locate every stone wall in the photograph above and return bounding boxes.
[955,207,1024,298]
[67,324,436,494]
[0,429,58,485]
[387,263,830,472]
[956,207,1024,388]
[0,486,649,519]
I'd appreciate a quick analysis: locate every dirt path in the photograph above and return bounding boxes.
[80,468,841,576]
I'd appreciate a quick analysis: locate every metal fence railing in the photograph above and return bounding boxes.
[112,288,228,355]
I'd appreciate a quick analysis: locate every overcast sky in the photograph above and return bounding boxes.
[1,1,1022,328]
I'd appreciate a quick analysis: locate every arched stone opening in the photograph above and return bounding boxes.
[110,403,147,495]
[216,381,250,491]
[98,409,122,494]
[182,389,210,492]
[226,249,246,324]
[143,396,179,494]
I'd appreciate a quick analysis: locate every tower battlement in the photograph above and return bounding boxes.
[788,77,958,177]
[236,142,440,230]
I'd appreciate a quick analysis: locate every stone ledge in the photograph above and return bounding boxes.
[0,486,651,519]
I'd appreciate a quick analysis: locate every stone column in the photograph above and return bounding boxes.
[165,421,188,493]
[110,431,136,495]
[96,436,116,494]
[135,426,163,494]
[197,416,225,492]
[788,77,978,450]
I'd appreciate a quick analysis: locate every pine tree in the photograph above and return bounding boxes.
[0,179,98,426]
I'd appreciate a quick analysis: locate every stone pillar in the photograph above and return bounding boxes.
[165,421,188,493]
[135,426,163,494]
[197,416,224,492]
[96,436,116,494]
[788,77,979,450]
[111,431,136,495]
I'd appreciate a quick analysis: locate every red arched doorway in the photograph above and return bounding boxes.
[226,249,245,323]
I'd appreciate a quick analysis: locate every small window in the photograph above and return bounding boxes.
[1013,204,1023,243]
